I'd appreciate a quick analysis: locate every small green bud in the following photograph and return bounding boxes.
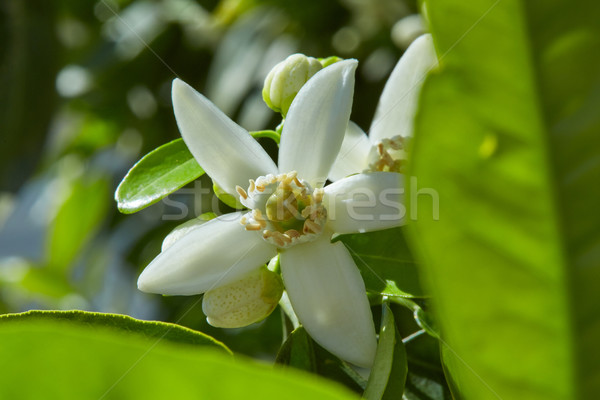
[262,54,323,116]
[318,56,343,68]
[202,267,284,328]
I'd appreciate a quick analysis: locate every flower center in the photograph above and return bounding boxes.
[367,135,409,173]
[236,171,327,249]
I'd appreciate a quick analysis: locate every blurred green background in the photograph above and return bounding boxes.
[0,0,425,359]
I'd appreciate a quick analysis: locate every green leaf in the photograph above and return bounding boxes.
[0,312,359,399]
[115,139,204,214]
[0,310,229,350]
[364,302,408,400]
[20,269,75,299]
[276,326,316,371]
[410,1,600,399]
[403,330,452,400]
[276,327,365,394]
[334,227,426,298]
[389,297,440,338]
[47,175,109,272]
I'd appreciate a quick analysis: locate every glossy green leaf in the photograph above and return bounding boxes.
[334,227,426,297]
[47,175,109,272]
[0,312,358,399]
[410,0,600,399]
[364,302,408,400]
[115,139,204,214]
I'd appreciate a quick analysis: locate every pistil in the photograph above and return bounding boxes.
[238,171,327,248]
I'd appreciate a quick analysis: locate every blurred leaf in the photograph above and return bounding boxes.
[0,313,358,399]
[410,0,600,399]
[20,269,75,299]
[47,175,110,273]
[115,139,204,214]
[0,0,58,192]
[364,302,407,400]
[66,115,119,155]
[334,227,426,297]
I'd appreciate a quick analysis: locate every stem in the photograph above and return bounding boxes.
[250,130,280,144]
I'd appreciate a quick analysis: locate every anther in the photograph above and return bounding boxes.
[390,136,404,150]
[252,209,264,220]
[249,179,255,193]
[285,229,300,238]
[273,235,284,247]
[304,219,321,234]
[281,235,292,244]
[245,223,262,231]
[313,188,324,203]
[236,186,248,199]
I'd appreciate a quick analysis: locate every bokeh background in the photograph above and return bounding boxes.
[0,0,426,359]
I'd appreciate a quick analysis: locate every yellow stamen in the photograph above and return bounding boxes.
[245,223,261,231]
[236,186,248,199]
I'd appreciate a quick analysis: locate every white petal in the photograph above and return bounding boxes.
[138,212,277,295]
[278,60,357,187]
[324,172,405,234]
[172,79,278,196]
[369,34,437,143]
[161,215,213,251]
[328,121,372,181]
[280,234,377,367]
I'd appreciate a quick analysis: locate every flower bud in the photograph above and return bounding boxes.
[262,54,323,116]
[202,267,283,328]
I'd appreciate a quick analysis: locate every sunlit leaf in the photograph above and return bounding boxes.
[0,312,358,399]
[334,227,426,297]
[410,0,600,398]
[0,310,229,350]
[115,139,204,214]
[47,175,109,272]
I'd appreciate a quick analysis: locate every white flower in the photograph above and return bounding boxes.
[137,60,404,367]
[329,34,438,180]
